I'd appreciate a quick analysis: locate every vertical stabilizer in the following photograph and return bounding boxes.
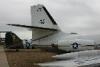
[31,4,59,29]
[31,4,59,41]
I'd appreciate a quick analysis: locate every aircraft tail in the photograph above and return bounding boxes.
[31,4,60,40]
[31,4,59,29]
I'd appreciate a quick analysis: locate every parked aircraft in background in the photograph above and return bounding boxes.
[8,4,96,51]
[38,50,100,67]
[5,32,23,49]
[5,32,32,49]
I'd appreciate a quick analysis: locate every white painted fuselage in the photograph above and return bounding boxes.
[33,30,95,51]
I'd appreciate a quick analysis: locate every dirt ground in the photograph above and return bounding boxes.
[5,49,56,67]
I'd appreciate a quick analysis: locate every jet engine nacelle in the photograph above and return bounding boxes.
[56,39,95,52]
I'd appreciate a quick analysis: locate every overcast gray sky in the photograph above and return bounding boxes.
[0,0,100,39]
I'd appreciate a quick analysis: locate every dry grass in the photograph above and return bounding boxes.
[5,49,56,67]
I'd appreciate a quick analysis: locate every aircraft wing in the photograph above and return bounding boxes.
[38,56,100,67]
[38,50,100,67]
[38,60,78,67]
[7,24,58,31]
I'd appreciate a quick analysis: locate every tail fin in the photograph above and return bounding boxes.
[31,4,59,29]
[31,4,60,41]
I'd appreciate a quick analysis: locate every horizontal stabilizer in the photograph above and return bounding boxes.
[7,24,58,31]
